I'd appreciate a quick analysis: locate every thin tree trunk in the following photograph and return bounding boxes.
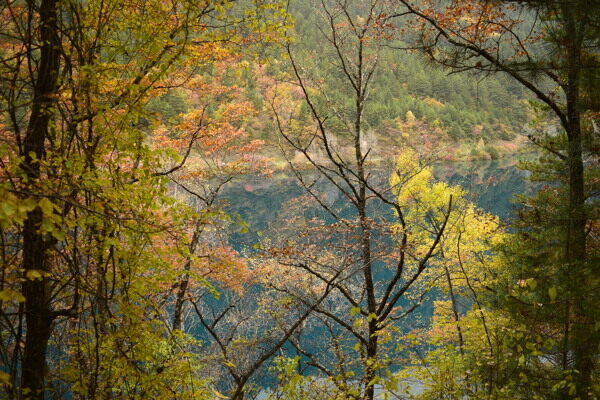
[444,265,464,355]
[173,220,204,331]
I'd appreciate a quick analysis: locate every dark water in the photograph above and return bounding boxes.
[433,159,529,218]
[222,158,528,248]
[210,158,530,392]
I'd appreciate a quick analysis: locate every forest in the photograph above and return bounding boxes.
[0,0,599,399]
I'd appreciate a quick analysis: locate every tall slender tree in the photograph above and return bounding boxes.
[268,1,498,398]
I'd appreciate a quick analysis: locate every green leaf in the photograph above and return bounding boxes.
[548,287,557,301]
[1,202,15,217]
[353,318,364,328]
[38,197,55,215]
[50,227,65,241]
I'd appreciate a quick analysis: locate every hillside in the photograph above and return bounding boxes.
[146,3,533,163]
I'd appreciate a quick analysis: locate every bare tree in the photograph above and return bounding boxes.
[267,1,456,398]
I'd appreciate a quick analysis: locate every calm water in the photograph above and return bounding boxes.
[222,158,528,248]
[210,158,530,393]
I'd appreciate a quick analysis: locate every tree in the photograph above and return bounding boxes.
[388,0,600,396]
[264,1,502,398]
[147,57,340,400]
[0,0,289,398]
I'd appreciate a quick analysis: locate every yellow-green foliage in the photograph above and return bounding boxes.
[62,309,210,399]
[391,149,514,399]
[0,0,290,397]
[390,148,502,287]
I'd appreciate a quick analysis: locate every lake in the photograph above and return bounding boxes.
[200,157,530,396]
[222,158,529,247]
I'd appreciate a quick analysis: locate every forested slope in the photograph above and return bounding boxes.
[146,2,532,162]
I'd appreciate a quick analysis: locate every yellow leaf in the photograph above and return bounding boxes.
[212,388,229,399]
[0,371,11,385]
[0,289,25,303]
[26,270,44,280]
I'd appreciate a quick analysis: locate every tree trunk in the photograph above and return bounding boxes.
[562,6,594,397]
[173,220,203,331]
[21,209,53,399]
[20,0,60,397]
[364,322,378,400]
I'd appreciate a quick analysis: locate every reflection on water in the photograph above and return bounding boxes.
[222,158,529,249]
